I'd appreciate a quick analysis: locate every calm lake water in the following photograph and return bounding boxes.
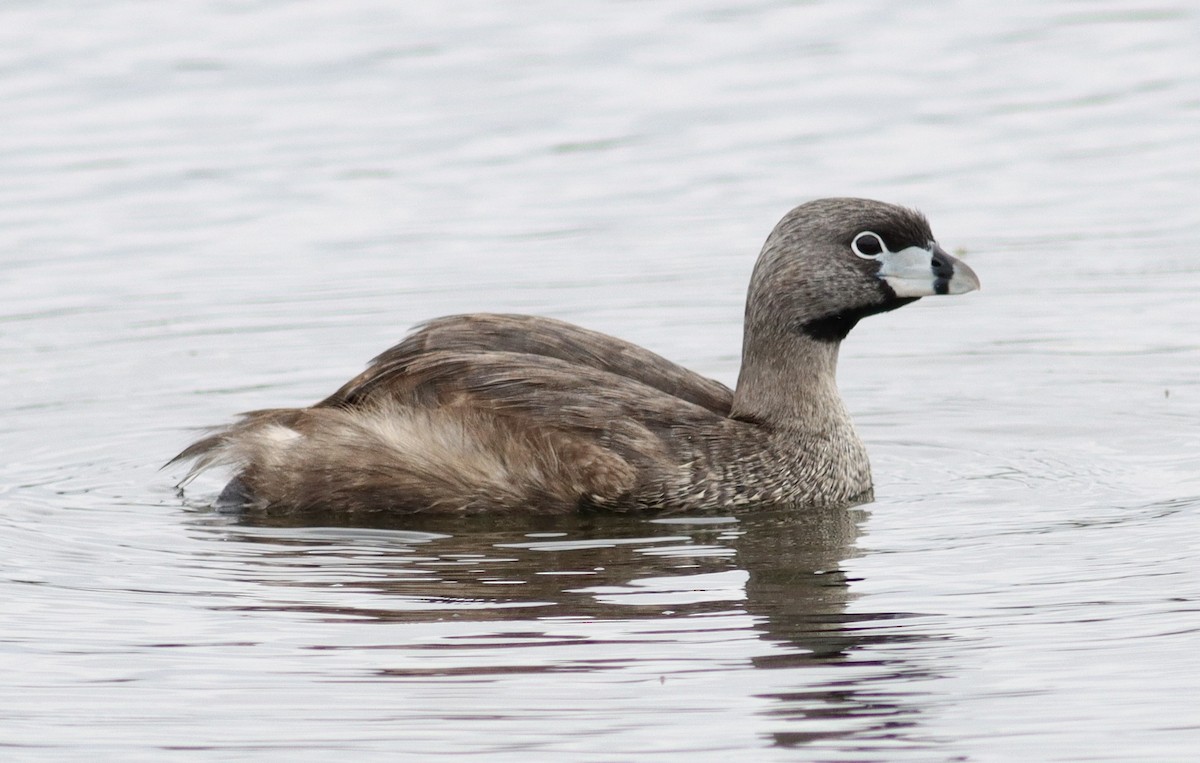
[3,1,1199,760]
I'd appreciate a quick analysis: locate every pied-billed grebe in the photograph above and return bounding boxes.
[172,198,979,514]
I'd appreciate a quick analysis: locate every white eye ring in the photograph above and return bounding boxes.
[851,231,887,259]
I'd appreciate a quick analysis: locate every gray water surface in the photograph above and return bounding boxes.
[3,2,1199,760]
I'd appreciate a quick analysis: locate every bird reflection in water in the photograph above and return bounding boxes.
[188,503,934,749]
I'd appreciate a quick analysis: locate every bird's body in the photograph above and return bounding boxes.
[172,198,979,515]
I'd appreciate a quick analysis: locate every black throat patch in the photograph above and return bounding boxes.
[799,297,920,343]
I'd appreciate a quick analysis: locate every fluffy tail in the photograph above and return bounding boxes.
[168,403,636,514]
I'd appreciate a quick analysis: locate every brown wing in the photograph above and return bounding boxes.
[316,313,734,415]
[173,349,739,514]
[172,315,742,513]
[368,349,729,445]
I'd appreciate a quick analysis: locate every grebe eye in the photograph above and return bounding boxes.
[851,231,885,258]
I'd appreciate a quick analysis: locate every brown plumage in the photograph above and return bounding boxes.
[171,198,979,515]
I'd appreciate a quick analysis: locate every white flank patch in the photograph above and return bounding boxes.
[261,424,302,446]
[355,406,515,487]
